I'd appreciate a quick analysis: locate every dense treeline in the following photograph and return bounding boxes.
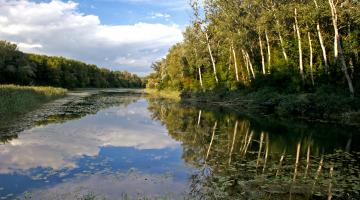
[147,0,360,97]
[0,40,144,88]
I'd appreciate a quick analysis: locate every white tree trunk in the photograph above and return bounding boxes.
[313,0,329,74]
[329,0,355,96]
[242,49,251,81]
[258,31,266,74]
[205,32,219,83]
[279,32,289,63]
[194,48,203,88]
[308,31,315,86]
[245,51,256,79]
[228,46,232,71]
[295,8,304,81]
[317,23,330,74]
[231,43,240,81]
[198,67,203,88]
[273,18,288,63]
[265,30,271,73]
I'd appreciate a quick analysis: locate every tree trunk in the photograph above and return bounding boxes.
[245,51,256,79]
[258,31,266,74]
[242,49,251,81]
[328,0,355,96]
[308,31,315,86]
[317,23,330,74]
[231,43,240,81]
[195,49,203,88]
[273,11,288,63]
[228,46,232,71]
[295,8,304,81]
[313,0,329,74]
[278,32,288,63]
[265,29,271,73]
[205,32,219,83]
[198,67,203,88]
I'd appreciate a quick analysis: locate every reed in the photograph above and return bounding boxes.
[0,84,67,121]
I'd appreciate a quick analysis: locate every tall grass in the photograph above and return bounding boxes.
[0,84,67,121]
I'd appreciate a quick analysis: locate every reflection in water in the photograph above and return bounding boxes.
[147,97,360,199]
[0,92,189,199]
[0,91,359,199]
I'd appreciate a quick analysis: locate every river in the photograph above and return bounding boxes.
[0,89,359,199]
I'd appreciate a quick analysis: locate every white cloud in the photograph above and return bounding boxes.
[0,0,184,75]
[150,12,171,19]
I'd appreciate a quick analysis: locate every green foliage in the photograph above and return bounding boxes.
[146,0,360,98]
[0,41,144,89]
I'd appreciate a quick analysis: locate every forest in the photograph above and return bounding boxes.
[146,0,360,98]
[0,40,144,88]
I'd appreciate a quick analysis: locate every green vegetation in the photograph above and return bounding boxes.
[183,85,360,125]
[146,0,360,121]
[0,84,67,122]
[145,88,180,100]
[0,40,144,89]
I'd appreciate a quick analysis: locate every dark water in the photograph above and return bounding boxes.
[0,90,359,200]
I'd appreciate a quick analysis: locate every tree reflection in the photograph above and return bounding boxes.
[147,97,360,199]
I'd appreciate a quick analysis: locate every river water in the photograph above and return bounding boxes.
[0,90,359,199]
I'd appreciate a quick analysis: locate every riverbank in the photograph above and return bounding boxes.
[144,88,180,100]
[180,86,360,126]
[0,85,67,122]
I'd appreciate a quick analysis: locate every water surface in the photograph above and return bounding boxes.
[0,90,359,199]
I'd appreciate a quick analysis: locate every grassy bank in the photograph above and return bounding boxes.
[181,86,360,126]
[0,85,67,122]
[144,88,180,100]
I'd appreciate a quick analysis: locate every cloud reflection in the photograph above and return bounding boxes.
[22,172,187,200]
[0,101,178,173]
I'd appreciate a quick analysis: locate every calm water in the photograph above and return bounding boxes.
[0,90,359,199]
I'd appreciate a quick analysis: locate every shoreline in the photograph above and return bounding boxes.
[180,89,360,127]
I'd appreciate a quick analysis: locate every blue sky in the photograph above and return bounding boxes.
[33,0,191,26]
[0,0,191,75]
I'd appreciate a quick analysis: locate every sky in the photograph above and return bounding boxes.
[0,0,192,76]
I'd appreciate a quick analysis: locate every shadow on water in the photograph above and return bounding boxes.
[0,91,359,199]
